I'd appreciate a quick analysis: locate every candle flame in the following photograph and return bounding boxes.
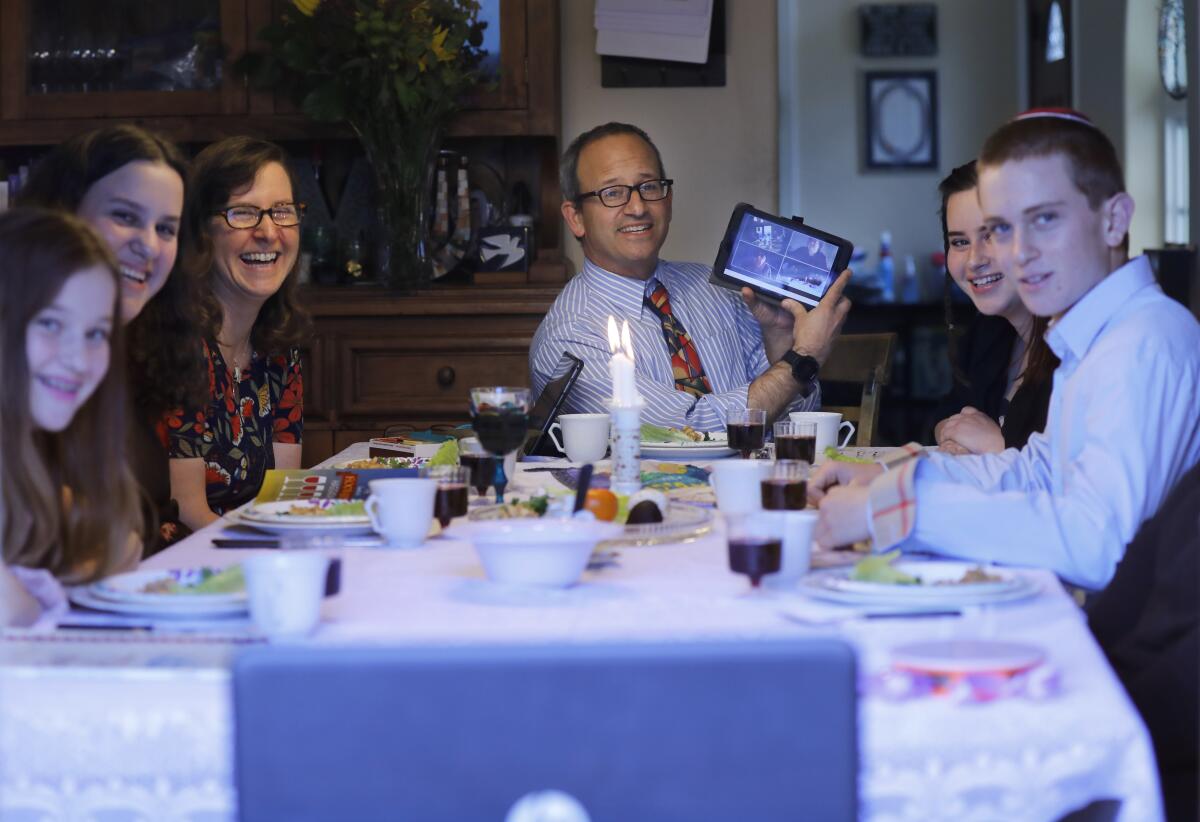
[621,320,634,362]
[607,315,620,353]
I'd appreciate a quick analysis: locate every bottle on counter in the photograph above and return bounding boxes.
[900,254,920,303]
[452,155,472,248]
[877,231,894,301]
[432,152,450,243]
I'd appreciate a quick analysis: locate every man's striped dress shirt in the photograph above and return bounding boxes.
[530,258,820,432]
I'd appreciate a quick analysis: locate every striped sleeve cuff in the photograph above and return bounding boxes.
[867,457,920,550]
[878,441,924,471]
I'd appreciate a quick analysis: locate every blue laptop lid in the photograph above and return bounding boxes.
[233,640,858,822]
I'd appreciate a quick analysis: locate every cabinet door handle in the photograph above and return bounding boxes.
[436,366,456,388]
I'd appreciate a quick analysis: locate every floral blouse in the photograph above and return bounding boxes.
[163,338,303,514]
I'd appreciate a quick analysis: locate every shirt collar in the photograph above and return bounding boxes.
[1046,255,1155,362]
[581,256,664,319]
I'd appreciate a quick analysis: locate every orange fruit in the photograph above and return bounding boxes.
[583,488,619,522]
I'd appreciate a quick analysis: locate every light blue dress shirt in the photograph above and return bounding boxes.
[530,258,819,431]
[901,256,1200,589]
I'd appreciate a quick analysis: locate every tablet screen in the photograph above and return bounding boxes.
[721,212,839,306]
[524,352,584,456]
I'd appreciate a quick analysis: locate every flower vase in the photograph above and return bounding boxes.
[360,129,441,292]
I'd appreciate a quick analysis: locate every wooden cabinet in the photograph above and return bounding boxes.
[0,0,568,468]
[298,284,559,466]
[0,0,559,143]
[1,0,247,122]
[0,0,566,282]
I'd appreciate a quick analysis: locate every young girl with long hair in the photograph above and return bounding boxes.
[19,124,206,551]
[933,160,1058,454]
[0,209,142,626]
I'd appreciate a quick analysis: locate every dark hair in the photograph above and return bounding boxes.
[979,114,1125,210]
[559,122,667,203]
[17,124,207,418]
[183,137,310,356]
[0,208,141,582]
[18,124,189,212]
[937,161,1057,392]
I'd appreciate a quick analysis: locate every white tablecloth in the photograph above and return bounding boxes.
[0,448,1164,821]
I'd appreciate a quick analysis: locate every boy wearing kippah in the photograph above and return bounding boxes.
[811,109,1200,591]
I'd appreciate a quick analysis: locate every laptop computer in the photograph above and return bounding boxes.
[233,639,858,821]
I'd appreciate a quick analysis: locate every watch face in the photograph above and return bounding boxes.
[1159,0,1187,100]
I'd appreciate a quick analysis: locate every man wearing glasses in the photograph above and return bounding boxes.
[530,122,851,431]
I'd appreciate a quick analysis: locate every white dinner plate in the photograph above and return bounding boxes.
[88,568,246,607]
[68,586,249,619]
[891,639,1046,676]
[639,435,736,460]
[330,457,422,470]
[799,561,1039,607]
[235,500,375,535]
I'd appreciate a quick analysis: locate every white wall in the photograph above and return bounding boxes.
[781,0,1018,270]
[1123,0,1164,254]
[559,1,779,271]
[560,1,1177,274]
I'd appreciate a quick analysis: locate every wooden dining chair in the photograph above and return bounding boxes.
[818,332,896,446]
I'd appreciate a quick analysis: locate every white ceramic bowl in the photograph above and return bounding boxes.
[459,519,624,588]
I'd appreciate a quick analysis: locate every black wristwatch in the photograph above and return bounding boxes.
[781,350,819,396]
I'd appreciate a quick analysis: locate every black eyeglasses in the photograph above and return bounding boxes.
[576,179,673,208]
[212,203,306,230]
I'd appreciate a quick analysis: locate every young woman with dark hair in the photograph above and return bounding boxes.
[932,160,1058,454]
[19,124,205,552]
[0,209,141,626]
[167,136,310,529]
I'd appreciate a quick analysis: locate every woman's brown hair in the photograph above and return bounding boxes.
[0,208,141,582]
[181,136,310,355]
[937,160,1057,390]
[17,123,207,418]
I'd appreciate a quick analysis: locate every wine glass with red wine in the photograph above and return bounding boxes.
[726,514,782,590]
[726,408,766,459]
[761,459,809,511]
[468,386,531,504]
[422,465,470,529]
[772,420,817,464]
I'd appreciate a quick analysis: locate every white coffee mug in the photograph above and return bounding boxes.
[763,510,818,588]
[243,552,331,640]
[788,411,856,453]
[548,413,610,462]
[708,459,771,515]
[365,477,437,548]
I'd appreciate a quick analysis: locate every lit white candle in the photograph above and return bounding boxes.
[607,315,637,406]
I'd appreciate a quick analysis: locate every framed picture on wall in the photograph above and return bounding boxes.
[864,70,938,170]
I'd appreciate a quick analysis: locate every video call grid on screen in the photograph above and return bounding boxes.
[724,214,836,306]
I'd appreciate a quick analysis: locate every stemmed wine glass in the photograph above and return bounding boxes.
[468,386,530,503]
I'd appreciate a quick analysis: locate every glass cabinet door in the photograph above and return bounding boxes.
[5,0,246,119]
[462,0,528,111]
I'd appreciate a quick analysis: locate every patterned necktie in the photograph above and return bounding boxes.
[644,281,713,397]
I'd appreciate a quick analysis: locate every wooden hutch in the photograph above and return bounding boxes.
[0,0,566,465]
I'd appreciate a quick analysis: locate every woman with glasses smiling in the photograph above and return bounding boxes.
[165,137,310,530]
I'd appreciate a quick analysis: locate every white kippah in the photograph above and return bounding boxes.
[1012,107,1097,128]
